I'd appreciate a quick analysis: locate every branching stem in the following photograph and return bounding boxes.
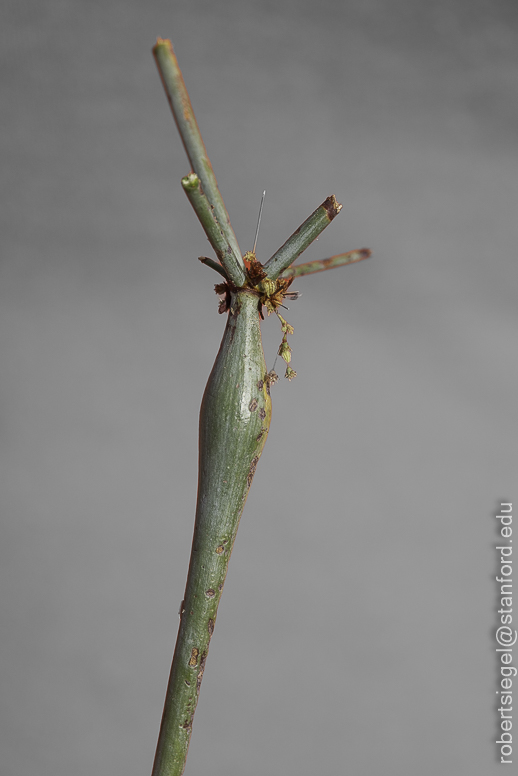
[264,195,343,280]
[280,248,371,278]
[150,37,370,776]
[153,39,246,286]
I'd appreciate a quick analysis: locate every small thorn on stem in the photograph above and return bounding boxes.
[252,190,266,255]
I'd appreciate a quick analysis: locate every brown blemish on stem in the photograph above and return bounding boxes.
[323,195,342,220]
[205,588,215,598]
[196,653,207,694]
[247,456,259,487]
[215,544,225,555]
[259,408,266,421]
[248,398,258,412]
[188,648,199,667]
[208,618,214,636]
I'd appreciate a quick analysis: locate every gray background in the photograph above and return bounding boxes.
[1,1,517,774]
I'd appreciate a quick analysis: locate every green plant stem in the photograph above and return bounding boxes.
[151,290,271,776]
[153,38,245,286]
[198,256,229,279]
[151,37,370,776]
[280,247,371,278]
[181,173,237,282]
[264,195,343,280]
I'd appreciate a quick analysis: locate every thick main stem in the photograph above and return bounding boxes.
[152,291,271,776]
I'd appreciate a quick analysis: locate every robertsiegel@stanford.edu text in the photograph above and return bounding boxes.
[495,503,515,764]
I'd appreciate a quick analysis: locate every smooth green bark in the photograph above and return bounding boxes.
[264,195,342,280]
[153,39,246,287]
[280,247,371,278]
[181,174,237,282]
[151,37,370,776]
[151,290,271,776]
[198,255,229,279]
